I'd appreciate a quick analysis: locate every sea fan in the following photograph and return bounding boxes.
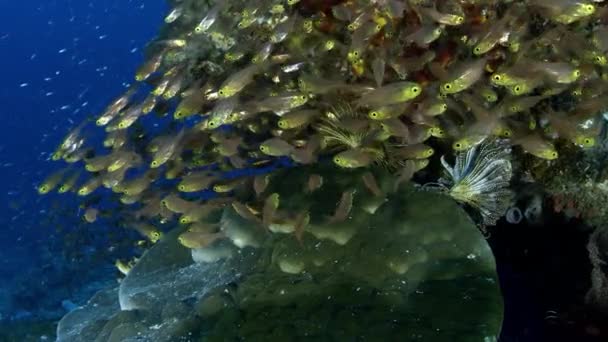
[440,140,513,226]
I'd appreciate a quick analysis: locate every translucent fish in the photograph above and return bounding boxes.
[116,105,144,130]
[440,58,486,95]
[178,232,224,249]
[263,193,280,227]
[151,129,185,168]
[77,177,102,196]
[404,24,443,47]
[96,87,136,126]
[38,168,68,194]
[131,222,163,243]
[194,3,224,34]
[135,52,164,82]
[161,193,198,214]
[380,118,410,139]
[473,8,515,55]
[388,51,436,78]
[391,143,434,159]
[361,172,383,197]
[253,174,270,196]
[259,137,294,156]
[253,93,309,115]
[270,16,296,43]
[306,174,323,193]
[531,0,595,24]
[417,6,465,26]
[327,189,356,223]
[58,171,80,193]
[533,62,580,84]
[206,97,238,129]
[356,81,422,108]
[333,148,378,168]
[278,109,320,129]
[368,104,404,120]
[515,134,559,160]
[164,7,183,23]
[174,92,205,119]
[252,42,273,64]
[218,63,263,99]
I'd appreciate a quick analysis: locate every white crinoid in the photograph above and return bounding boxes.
[440,140,513,226]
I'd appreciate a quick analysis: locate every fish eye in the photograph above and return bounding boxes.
[178,185,185,191]
[180,218,187,224]
[493,74,501,81]
[151,161,159,167]
[585,4,594,12]
[412,86,420,93]
[347,24,355,31]
[456,17,464,24]
[278,121,286,128]
[443,83,452,90]
[454,143,462,149]
[195,26,202,33]
[260,146,267,151]
[552,152,558,158]
[474,46,481,53]
[370,111,378,118]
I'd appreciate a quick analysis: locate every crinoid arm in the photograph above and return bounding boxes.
[440,140,513,226]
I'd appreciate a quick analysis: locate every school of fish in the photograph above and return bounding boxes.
[37,0,608,263]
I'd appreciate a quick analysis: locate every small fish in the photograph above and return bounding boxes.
[356,81,422,108]
[58,171,80,193]
[135,52,164,82]
[174,92,205,119]
[368,104,404,120]
[361,172,383,197]
[194,3,224,33]
[131,222,163,243]
[515,134,559,160]
[231,202,262,223]
[178,232,225,249]
[77,177,102,196]
[306,174,323,193]
[259,137,294,156]
[328,189,356,223]
[161,193,198,213]
[38,168,68,194]
[404,24,443,47]
[263,193,280,227]
[440,58,486,95]
[391,143,434,159]
[253,174,270,196]
[218,63,264,98]
[417,6,465,26]
[333,148,378,168]
[151,130,185,168]
[278,109,320,129]
[84,208,99,223]
[205,97,239,129]
[164,7,183,23]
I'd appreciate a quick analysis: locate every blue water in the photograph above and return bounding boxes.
[0,0,166,322]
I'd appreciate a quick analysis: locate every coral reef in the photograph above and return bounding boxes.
[34,0,608,339]
[56,168,502,341]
